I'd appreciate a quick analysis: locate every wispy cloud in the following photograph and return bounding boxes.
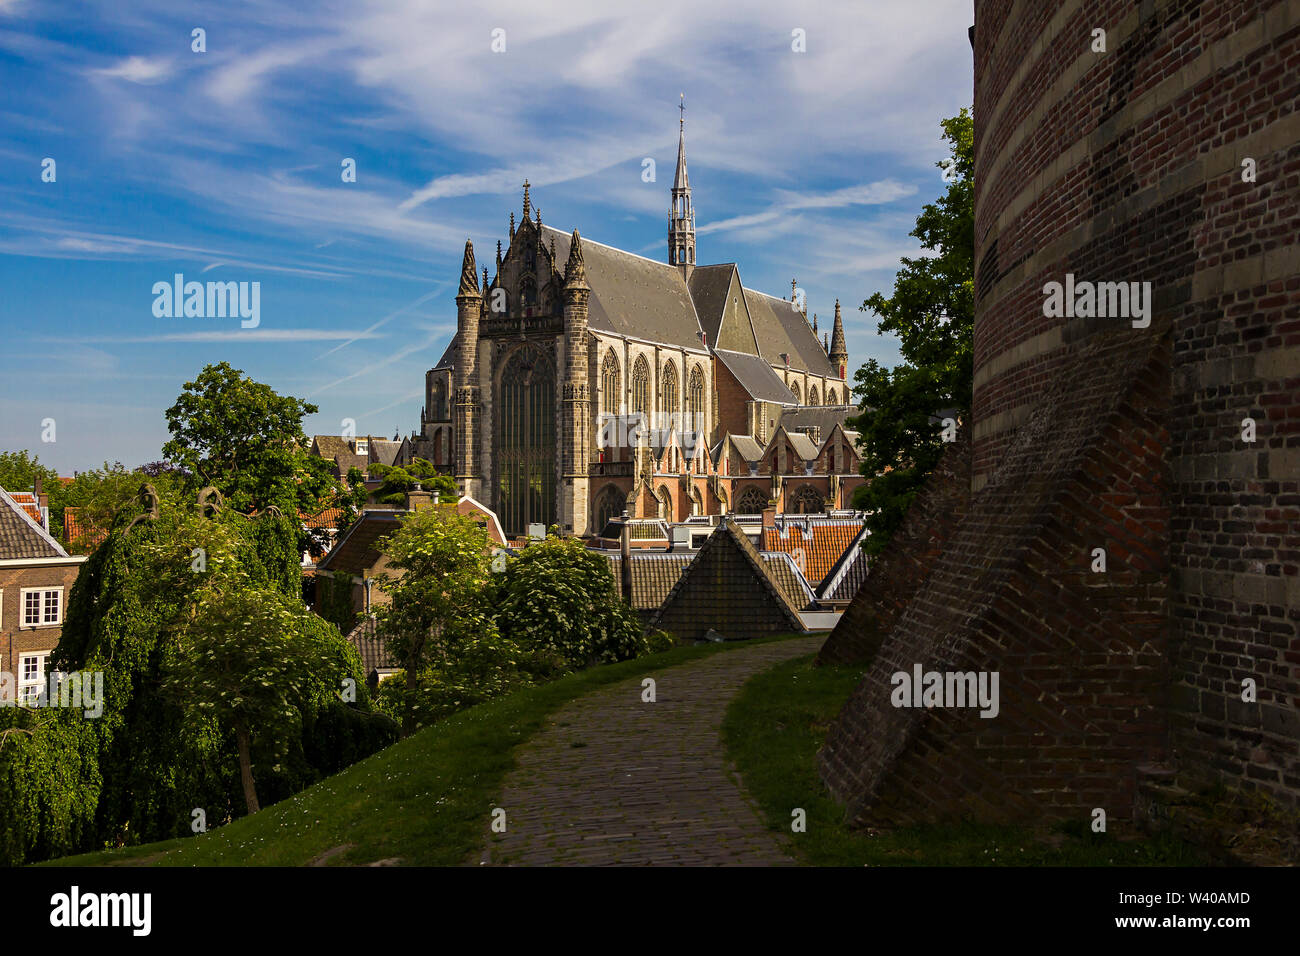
[92,54,172,84]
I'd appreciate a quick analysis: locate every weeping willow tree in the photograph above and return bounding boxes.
[0,484,397,863]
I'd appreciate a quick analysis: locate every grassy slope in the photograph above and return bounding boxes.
[723,653,1213,866]
[44,640,769,868]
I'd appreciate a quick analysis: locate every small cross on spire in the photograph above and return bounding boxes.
[679,93,685,129]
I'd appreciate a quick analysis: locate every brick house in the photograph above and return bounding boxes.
[0,487,87,703]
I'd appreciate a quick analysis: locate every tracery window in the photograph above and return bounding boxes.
[808,385,819,407]
[495,344,555,535]
[790,381,802,405]
[736,486,768,514]
[657,485,672,522]
[632,355,651,415]
[686,365,705,434]
[827,387,839,406]
[791,484,823,514]
[601,351,620,416]
[659,361,678,428]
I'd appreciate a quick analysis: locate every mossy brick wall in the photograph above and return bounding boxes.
[821,0,1299,828]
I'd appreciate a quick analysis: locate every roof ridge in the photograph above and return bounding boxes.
[0,485,69,558]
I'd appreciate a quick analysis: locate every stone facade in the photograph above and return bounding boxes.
[407,117,858,538]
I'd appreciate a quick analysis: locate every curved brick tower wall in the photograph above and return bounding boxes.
[819,0,1299,831]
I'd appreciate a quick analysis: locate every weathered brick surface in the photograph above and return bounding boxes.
[821,0,1299,835]
[821,330,1171,828]
[816,433,971,666]
[482,636,821,865]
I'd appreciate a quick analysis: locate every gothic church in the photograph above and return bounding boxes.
[407,109,863,537]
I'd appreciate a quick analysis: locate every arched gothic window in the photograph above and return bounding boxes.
[827,387,839,406]
[790,381,802,405]
[686,365,705,434]
[593,484,625,533]
[521,275,537,307]
[791,485,824,514]
[601,351,620,416]
[808,385,820,407]
[632,355,651,415]
[657,485,672,522]
[659,361,678,427]
[495,343,555,535]
[736,486,768,514]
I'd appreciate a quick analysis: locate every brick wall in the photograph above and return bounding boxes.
[820,0,1300,834]
[0,562,84,681]
[816,432,971,666]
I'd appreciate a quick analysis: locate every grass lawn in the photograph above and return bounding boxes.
[43,638,776,868]
[723,653,1213,866]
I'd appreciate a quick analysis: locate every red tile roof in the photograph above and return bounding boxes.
[63,507,110,550]
[761,519,863,585]
[300,507,344,529]
[7,491,44,526]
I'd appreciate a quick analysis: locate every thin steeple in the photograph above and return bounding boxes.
[829,298,849,378]
[668,94,696,269]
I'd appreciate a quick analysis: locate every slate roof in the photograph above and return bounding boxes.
[369,440,401,467]
[785,432,819,461]
[742,289,836,377]
[607,549,815,611]
[687,264,737,347]
[316,511,404,575]
[344,617,395,675]
[544,226,707,352]
[649,518,806,638]
[777,405,857,437]
[0,487,69,560]
[714,349,797,404]
[762,518,865,586]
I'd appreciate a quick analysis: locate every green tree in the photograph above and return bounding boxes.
[372,507,494,737]
[494,535,646,668]
[0,450,59,497]
[849,108,974,553]
[162,362,336,516]
[163,585,347,814]
[369,459,457,506]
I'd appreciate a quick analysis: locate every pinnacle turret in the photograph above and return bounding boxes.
[457,239,479,297]
[829,298,849,377]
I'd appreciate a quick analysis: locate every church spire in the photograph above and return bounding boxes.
[668,94,696,270]
[829,298,849,378]
[521,180,531,222]
[564,229,589,290]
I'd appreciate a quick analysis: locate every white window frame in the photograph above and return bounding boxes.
[20,587,63,627]
[19,652,48,705]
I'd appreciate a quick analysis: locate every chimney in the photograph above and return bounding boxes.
[761,504,777,528]
[406,482,433,512]
[619,510,633,600]
[34,476,49,531]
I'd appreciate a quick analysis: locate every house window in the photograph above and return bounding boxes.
[22,588,62,626]
[355,439,369,455]
[19,653,47,705]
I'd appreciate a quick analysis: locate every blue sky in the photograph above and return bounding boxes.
[0,0,974,474]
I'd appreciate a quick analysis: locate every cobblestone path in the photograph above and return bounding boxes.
[481,635,823,866]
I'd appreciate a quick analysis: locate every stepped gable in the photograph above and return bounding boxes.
[820,327,1171,826]
[649,517,804,641]
[816,432,971,666]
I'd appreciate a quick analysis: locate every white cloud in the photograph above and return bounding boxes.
[93,55,172,84]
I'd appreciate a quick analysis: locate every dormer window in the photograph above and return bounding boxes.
[355,439,369,455]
